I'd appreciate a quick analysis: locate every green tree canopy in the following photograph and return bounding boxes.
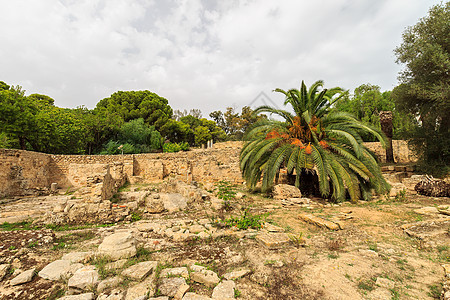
[96,90,173,130]
[393,2,450,170]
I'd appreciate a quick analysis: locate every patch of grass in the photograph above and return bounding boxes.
[88,256,116,279]
[118,181,131,192]
[131,211,142,222]
[1,221,39,231]
[391,288,400,300]
[9,245,16,250]
[357,279,375,292]
[327,253,339,259]
[345,273,352,281]
[215,180,236,201]
[45,285,65,300]
[27,241,39,248]
[367,241,378,252]
[289,232,305,248]
[427,284,442,299]
[224,209,265,230]
[234,288,241,297]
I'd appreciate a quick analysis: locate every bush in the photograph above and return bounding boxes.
[163,142,189,153]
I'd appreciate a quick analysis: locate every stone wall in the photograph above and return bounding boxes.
[364,140,418,163]
[0,149,52,197]
[0,140,417,198]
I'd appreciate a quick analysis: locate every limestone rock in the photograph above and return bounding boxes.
[38,259,72,281]
[105,259,128,271]
[189,225,205,234]
[62,252,93,263]
[160,267,189,279]
[121,261,157,281]
[145,198,165,213]
[0,264,10,281]
[223,268,251,280]
[272,184,301,200]
[191,269,220,287]
[210,198,224,210]
[161,193,188,213]
[98,231,137,261]
[255,233,290,249]
[97,276,122,293]
[97,290,125,300]
[10,268,35,285]
[159,277,187,297]
[58,293,95,300]
[68,266,99,291]
[173,283,189,300]
[149,297,169,300]
[125,274,156,300]
[182,293,212,300]
[212,280,235,299]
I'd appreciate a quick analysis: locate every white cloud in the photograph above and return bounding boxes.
[0,0,441,116]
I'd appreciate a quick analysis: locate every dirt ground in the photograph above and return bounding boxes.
[0,184,449,300]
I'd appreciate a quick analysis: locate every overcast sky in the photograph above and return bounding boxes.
[0,0,440,116]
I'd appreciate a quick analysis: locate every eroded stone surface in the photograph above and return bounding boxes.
[191,270,220,287]
[255,233,290,249]
[98,231,137,261]
[212,280,235,299]
[223,268,251,280]
[159,277,187,297]
[121,261,157,280]
[58,293,95,300]
[68,265,99,291]
[38,259,72,281]
[160,267,189,279]
[10,268,35,286]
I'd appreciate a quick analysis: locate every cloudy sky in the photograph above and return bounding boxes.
[0,0,440,116]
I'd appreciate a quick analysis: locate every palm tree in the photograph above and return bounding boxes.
[240,80,390,202]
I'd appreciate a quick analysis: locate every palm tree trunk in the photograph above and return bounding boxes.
[379,111,394,163]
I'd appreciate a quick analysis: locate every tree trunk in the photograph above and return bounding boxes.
[379,111,394,163]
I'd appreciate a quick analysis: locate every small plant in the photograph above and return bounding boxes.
[288,232,305,248]
[131,212,142,222]
[27,241,38,248]
[427,284,442,299]
[327,252,339,259]
[224,209,264,230]
[394,189,407,202]
[391,288,400,300]
[215,181,236,201]
[89,255,116,279]
[234,288,241,297]
[326,238,345,251]
[8,245,16,250]
[368,241,378,252]
[358,279,375,292]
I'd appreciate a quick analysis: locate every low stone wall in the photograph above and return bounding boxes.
[0,140,417,198]
[364,140,418,163]
[0,149,52,197]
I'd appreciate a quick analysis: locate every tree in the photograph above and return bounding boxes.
[393,2,449,171]
[0,85,38,150]
[96,90,173,130]
[332,84,416,141]
[101,118,162,154]
[240,80,389,202]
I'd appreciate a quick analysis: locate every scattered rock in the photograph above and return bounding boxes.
[0,264,10,281]
[97,276,122,293]
[174,283,190,300]
[414,206,440,215]
[161,193,188,213]
[191,269,220,287]
[10,268,35,285]
[125,274,156,300]
[68,265,99,291]
[62,251,93,263]
[298,213,340,230]
[97,289,126,300]
[58,293,96,300]
[159,277,187,297]
[98,231,137,261]
[182,293,211,300]
[255,233,290,249]
[211,280,235,299]
[160,267,189,279]
[223,268,251,280]
[122,261,157,281]
[272,184,302,200]
[38,259,72,281]
[189,224,205,234]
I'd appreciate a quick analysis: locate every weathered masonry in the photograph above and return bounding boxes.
[0,141,415,198]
